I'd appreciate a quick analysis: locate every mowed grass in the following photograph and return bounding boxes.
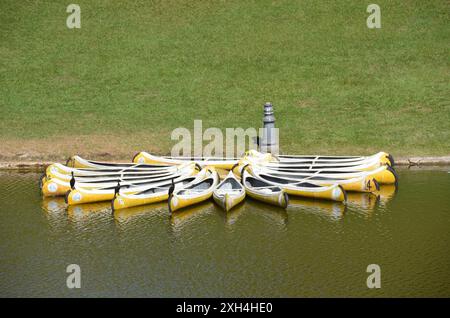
[0,0,449,159]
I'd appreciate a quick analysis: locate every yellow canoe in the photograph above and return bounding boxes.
[242,170,289,208]
[277,151,394,167]
[133,152,238,170]
[168,170,219,213]
[212,171,246,212]
[45,162,182,180]
[66,155,171,169]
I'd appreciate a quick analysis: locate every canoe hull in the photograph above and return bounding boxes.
[213,192,246,212]
[112,192,169,211]
[134,152,238,170]
[66,189,117,205]
[283,184,346,202]
[169,191,214,213]
[42,179,71,197]
[245,188,289,208]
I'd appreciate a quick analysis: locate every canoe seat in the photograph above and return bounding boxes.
[216,179,241,190]
[215,189,242,195]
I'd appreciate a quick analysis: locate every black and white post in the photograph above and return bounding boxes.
[260,102,278,154]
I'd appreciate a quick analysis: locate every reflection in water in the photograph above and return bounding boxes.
[170,201,216,232]
[223,202,245,226]
[245,198,288,226]
[375,185,397,206]
[346,192,379,217]
[67,202,111,220]
[41,197,67,214]
[41,197,69,230]
[288,197,345,220]
[4,170,450,297]
[114,202,167,223]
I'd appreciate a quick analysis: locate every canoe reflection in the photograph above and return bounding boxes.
[245,198,288,225]
[170,201,216,229]
[375,184,397,206]
[41,197,69,229]
[346,192,379,214]
[114,201,167,222]
[41,197,67,214]
[288,197,345,220]
[223,202,245,225]
[67,202,111,218]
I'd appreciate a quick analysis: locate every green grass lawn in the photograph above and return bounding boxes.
[1,0,449,159]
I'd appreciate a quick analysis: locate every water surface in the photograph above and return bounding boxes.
[0,168,449,297]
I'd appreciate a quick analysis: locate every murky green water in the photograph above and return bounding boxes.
[0,168,449,297]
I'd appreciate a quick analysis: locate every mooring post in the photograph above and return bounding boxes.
[260,102,278,154]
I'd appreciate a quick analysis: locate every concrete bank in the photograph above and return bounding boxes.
[1,156,450,172]
[0,162,54,172]
[394,156,450,166]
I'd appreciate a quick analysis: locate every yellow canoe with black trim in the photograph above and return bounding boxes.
[283,183,346,202]
[242,170,289,208]
[168,170,219,213]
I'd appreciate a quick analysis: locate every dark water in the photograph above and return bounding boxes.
[0,168,449,297]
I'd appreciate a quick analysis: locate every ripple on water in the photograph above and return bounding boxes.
[0,169,449,297]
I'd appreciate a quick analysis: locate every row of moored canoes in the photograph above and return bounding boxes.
[40,150,398,212]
